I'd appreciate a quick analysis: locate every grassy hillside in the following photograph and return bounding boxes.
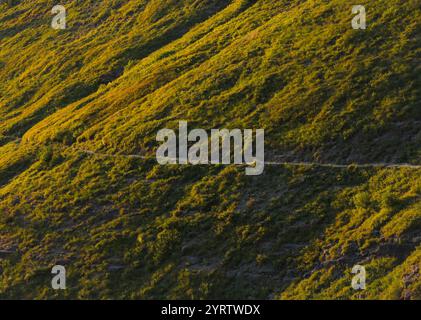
[0,0,420,299]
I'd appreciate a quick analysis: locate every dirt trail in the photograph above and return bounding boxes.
[264,161,421,169]
[4,137,421,169]
[6,129,421,169]
[73,147,421,169]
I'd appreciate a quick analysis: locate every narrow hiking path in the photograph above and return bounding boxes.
[264,160,421,169]
[71,146,421,169]
[5,138,421,169]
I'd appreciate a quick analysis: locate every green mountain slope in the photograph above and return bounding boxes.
[0,0,420,299]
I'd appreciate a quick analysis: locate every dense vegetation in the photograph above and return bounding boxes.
[0,0,420,299]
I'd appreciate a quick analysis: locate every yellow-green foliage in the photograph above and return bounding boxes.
[0,0,420,299]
